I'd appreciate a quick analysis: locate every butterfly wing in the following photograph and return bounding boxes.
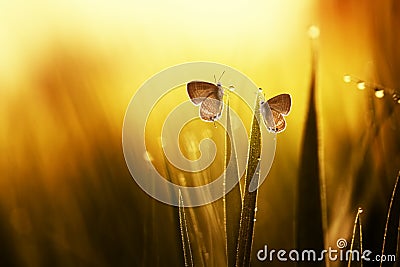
[267,94,291,115]
[261,94,290,133]
[260,101,275,128]
[199,91,223,121]
[187,81,219,105]
[270,109,286,133]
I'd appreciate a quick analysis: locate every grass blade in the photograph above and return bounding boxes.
[296,42,325,266]
[179,190,194,267]
[162,155,188,267]
[235,97,262,267]
[348,208,364,267]
[224,99,243,267]
[380,171,400,267]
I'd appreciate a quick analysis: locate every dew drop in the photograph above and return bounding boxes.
[229,85,235,91]
[343,75,351,83]
[374,88,384,99]
[357,81,366,90]
[392,93,400,103]
[308,25,320,39]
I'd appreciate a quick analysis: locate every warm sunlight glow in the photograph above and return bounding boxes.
[3,0,398,266]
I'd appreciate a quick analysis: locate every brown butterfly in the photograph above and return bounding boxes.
[187,74,224,122]
[260,93,292,133]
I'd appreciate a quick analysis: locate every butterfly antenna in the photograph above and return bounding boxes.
[214,74,217,84]
[218,71,226,82]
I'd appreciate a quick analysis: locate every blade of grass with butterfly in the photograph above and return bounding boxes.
[180,76,233,266]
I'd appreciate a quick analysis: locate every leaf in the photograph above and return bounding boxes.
[235,96,262,267]
[296,44,326,266]
[224,99,242,267]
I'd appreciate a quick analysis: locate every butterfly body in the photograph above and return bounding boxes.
[260,94,291,133]
[187,81,224,122]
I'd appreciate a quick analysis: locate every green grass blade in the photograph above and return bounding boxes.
[380,171,400,267]
[235,97,262,267]
[224,99,243,267]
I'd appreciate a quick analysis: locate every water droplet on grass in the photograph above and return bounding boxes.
[357,81,366,90]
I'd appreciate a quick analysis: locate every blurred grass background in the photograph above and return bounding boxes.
[1,0,400,266]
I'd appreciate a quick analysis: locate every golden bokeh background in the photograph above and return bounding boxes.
[1,0,400,266]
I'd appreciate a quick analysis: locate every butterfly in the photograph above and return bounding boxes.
[187,73,225,122]
[260,93,292,133]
